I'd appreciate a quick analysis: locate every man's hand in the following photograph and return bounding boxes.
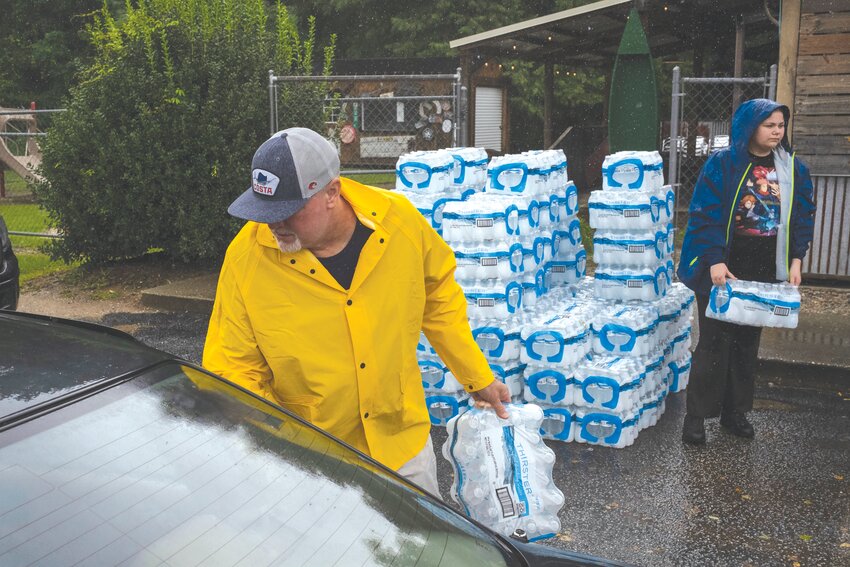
[710,262,736,287]
[789,258,802,286]
[470,380,511,419]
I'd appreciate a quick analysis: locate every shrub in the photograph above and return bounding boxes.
[34,0,335,264]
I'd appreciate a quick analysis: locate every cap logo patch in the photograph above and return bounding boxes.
[308,181,318,191]
[252,169,279,196]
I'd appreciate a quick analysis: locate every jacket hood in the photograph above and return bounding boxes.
[730,98,791,159]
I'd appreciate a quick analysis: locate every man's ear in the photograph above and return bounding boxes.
[325,178,342,207]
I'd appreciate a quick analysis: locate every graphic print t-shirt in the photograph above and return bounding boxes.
[734,153,781,236]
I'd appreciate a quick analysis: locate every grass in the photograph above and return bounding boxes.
[1,169,30,198]
[16,252,79,284]
[345,172,396,188]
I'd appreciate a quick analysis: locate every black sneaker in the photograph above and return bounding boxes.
[720,412,755,438]
[682,415,706,444]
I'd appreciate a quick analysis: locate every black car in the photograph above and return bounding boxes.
[0,214,19,310]
[0,311,629,567]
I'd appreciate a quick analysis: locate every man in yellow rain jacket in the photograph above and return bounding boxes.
[203,127,509,495]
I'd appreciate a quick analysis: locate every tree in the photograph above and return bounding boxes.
[34,0,335,264]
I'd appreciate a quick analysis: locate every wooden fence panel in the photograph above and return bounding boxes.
[804,176,850,280]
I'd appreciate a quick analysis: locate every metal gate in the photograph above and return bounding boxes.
[666,65,778,231]
[268,70,467,174]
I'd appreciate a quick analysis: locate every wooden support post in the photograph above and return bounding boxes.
[777,0,801,143]
[544,61,554,149]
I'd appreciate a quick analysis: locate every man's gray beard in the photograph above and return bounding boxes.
[274,235,302,253]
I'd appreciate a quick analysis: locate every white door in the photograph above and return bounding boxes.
[474,86,503,152]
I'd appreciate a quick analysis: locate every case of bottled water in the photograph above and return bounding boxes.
[593,264,669,302]
[398,189,466,235]
[573,405,641,448]
[591,304,660,357]
[419,359,463,392]
[574,354,647,413]
[706,280,801,328]
[520,268,547,310]
[588,188,666,230]
[445,147,489,192]
[521,307,592,366]
[472,321,524,364]
[601,151,665,192]
[592,228,668,266]
[556,182,580,218]
[523,233,552,267]
[465,281,524,321]
[443,404,565,541]
[426,391,470,426]
[453,241,533,282]
[669,325,692,361]
[441,195,527,243]
[550,218,584,260]
[655,295,684,343]
[668,352,692,393]
[486,155,539,196]
[523,365,577,406]
[544,249,587,287]
[396,150,455,193]
[490,363,527,401]
[539,404,576,442]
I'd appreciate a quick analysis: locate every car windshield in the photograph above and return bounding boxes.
[0,363,516,567]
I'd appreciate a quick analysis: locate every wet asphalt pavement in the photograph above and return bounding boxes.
[102,310,850,567]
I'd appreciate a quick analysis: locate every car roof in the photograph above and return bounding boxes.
[0,311,173,423]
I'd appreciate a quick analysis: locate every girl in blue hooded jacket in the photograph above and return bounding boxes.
[677,98,816,444]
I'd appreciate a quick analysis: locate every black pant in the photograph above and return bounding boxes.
[686,234,777,418]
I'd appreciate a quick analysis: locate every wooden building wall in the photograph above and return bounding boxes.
[789,0,850,174]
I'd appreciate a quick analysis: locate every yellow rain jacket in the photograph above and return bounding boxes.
[203,178,495,470]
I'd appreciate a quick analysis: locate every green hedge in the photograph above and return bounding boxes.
[35,0,335,264]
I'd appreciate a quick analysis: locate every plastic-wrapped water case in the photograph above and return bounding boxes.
[655,295,683,343]
[574,355,646,413]
[573,405,640,448]
[446,147,489,192]
[592,228,668,266]
[588,189,665,230]
[398,189,466,235]
[486,154,546,197]
[465,281,523,321]
[453,241,532,283]
[396,150,454,192]
[593,264,669,302]
[523,365,576,406]
[591,304,660,357]
[544,249,587,287]
[519,268,547,310]
[521,307,592,366]
[490,363,526,401]
[523,233,552,267]
[419,360,463,392]
[669,325,692,361]
[668,352,692,393]
[441,195,527,244]
[661,186,675,224]
[550,218,584,260]
[472,321,523,364]
[601,151,664,192]
[539,404,576,442]
[443,404,564,541]
[706,280,801,328]
[556,182,580,219]
[426,391,470,426]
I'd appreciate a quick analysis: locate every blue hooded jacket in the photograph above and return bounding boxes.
[677,98,816,296]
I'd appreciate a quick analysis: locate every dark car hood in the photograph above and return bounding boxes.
[0,311,173,420]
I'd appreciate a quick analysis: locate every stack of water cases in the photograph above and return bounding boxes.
[552,150,695,448]
[398,148,489,425]
[404,149,586,426]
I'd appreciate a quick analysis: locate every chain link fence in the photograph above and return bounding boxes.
[0,108,65,240]
[666,65,777,235]
[270,70,467,176]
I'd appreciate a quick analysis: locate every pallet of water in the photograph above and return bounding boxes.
[706,280,801,328]
[443,403,565,542]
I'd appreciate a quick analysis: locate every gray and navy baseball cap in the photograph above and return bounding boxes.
[228,127,340,223]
